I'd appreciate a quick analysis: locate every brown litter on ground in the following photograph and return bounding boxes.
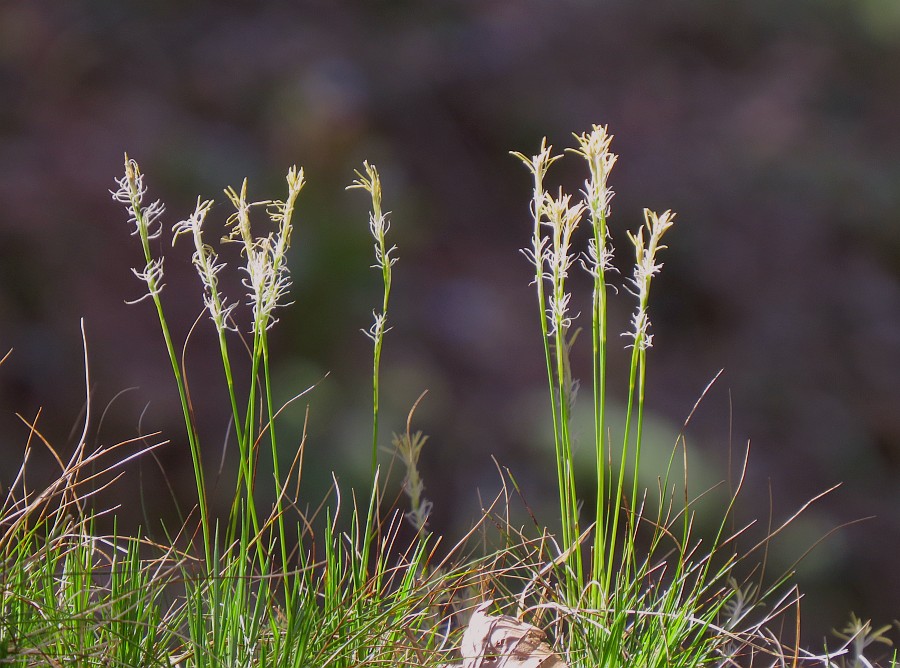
[455,600,568,668]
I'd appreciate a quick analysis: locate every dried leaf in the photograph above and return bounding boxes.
[460,600,568,668]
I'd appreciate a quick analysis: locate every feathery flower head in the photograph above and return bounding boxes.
[111,155,166,240]
[511,137,562,183]
[511,138,562,223]
[543,190,586,337]
[543,190,587,280]
[112,155,168,302]
[221,173,300,332]
[348,161,397,271]
[172,198,239,330]
[571,125,618,283]
[624,208,676,349]
[267,166,305,251]
[571,124,618,221]
[126,258,165,304]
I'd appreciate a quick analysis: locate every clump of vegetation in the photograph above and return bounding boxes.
[0,124,892,667]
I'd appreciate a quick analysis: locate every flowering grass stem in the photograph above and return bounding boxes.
[348,161,398,586]
[112,156,211,563]
[515,129,677,630]
[0,127,837,668]
[571,126,617,609]
[348,161,396,482]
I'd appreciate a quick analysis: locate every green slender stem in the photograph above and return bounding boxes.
[240,328,265,562]
[371,208,392,481]
[262,342,290,578]
[605,208,674,595]
[371,329,384,478]
[570,126,617,611]
[526,155,567,565]
[630,346,648,534]
[216,328,245,447]
[155,303,209,558]
[348,162,392,482]
[553,330,582,597]
[590,215,610,610]
[605,335,641,595]
[120,159,211,564]
[172,198,250,556]
[515,143,592,604]
[348,162,395,582]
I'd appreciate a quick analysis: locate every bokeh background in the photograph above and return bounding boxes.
[1,0,898,646]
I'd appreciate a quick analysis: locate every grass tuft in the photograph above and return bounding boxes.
[0,124,883,667]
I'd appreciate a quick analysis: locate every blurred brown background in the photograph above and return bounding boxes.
[1,0,898,645]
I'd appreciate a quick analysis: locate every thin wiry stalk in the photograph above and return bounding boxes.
[571,125,617,611]
[348,161,396,481]
[514,132,685,663]
[111,156,211,562]
[513,142,586,597]
[173,196,253,559]
[259,167,304,579]
[173,197,243,446]
[348,161,398,588]
[544,190,587,599]
[222,178,270,563]
[601,207,675,597]
[623,208,675,562]
[220,168,302,571]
